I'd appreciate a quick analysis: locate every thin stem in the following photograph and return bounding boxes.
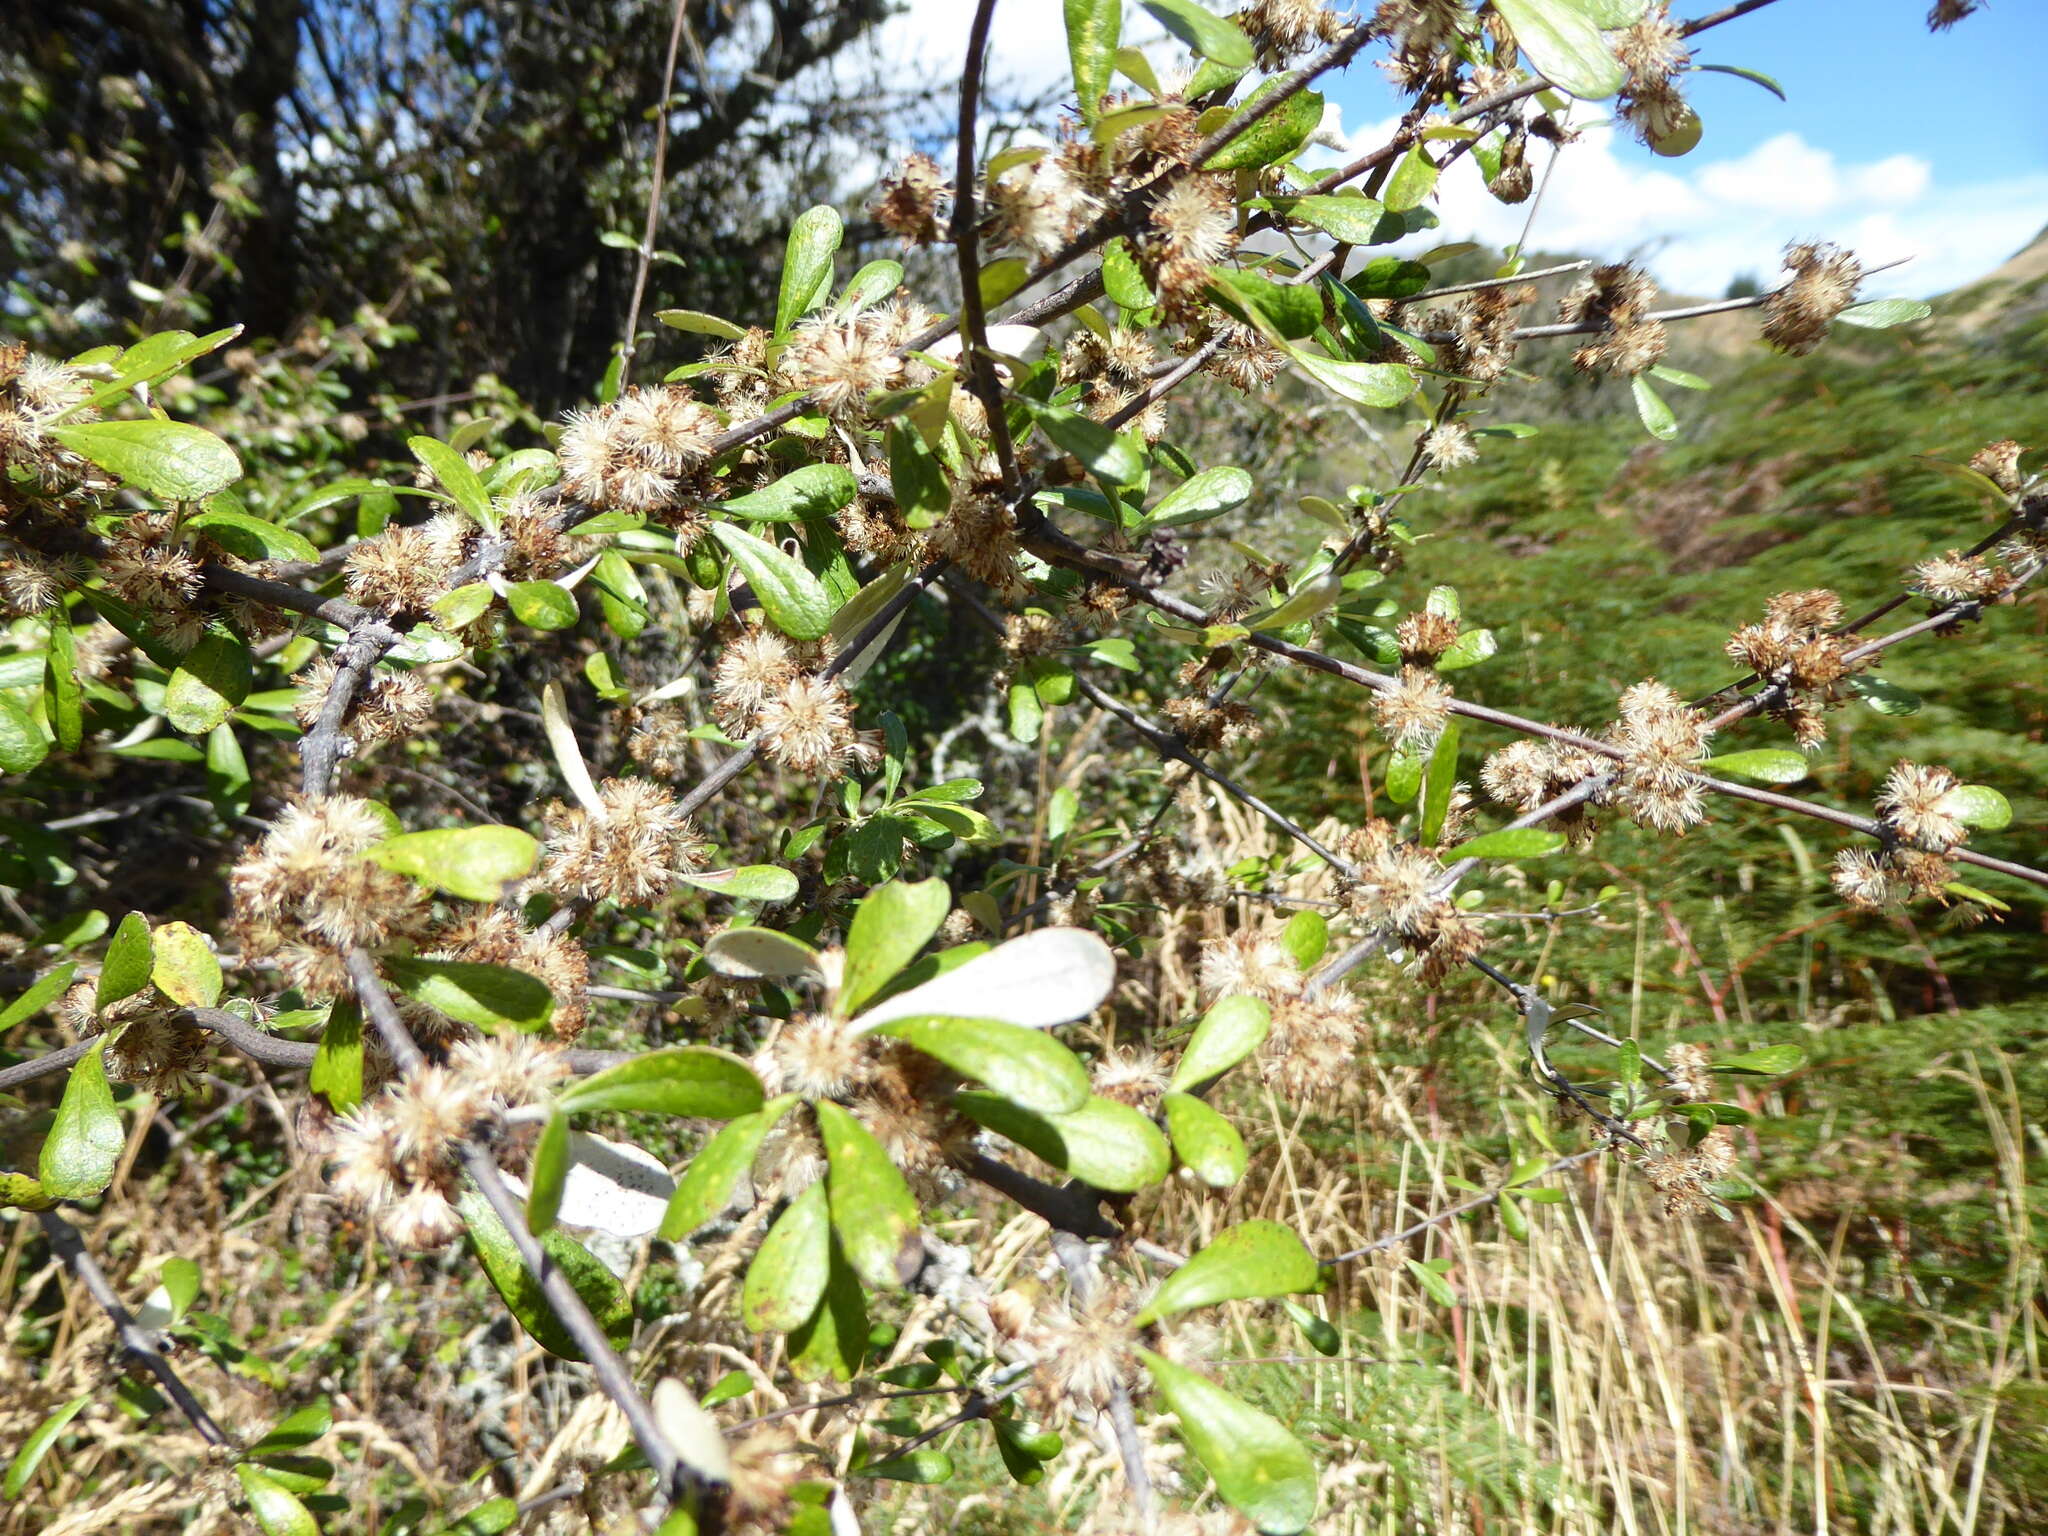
[617,0,691,390]
[949,0,1021,492]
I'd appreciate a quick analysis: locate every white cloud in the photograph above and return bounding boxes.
[1331,111,2035,298]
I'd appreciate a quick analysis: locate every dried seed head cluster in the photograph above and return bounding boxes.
[777,312,905,418]
[1141,175,1240,316]
[231,797,434,999]
[1419,284,1533,382]
[1614,4,1693,147]
[1910,549,2007,606]
[1339,820,1484,983]
[1196,318,1288,393]
[754,673,880,780]
[873,152,950,246]
[1968,438,2025,495]
[437,910,591,1040]
[293,656,435,751]
[1092,1045,1171,1110]
[1375,0,1468,94]
[1607,678,1712,833]
[539,777,709,905]
[1832,761,1977,909]
[344,522,461,615]
[1017,1289,1139,1415]
[1875,760,1966,853]
[1724,588,1863,749]
[1162,694,1262,752]
[1238,0,1349,68]
[1480,734,1604,843]
[1421,421,1479,470]
[1262,990,1365,1098]
[928,484,1026,595]
[1638,1125,1738,1218]
[1927,0,1983,27]
[1198,926,1302,1003]
[987,153,1101,259]
[1486,124,1533,203]
[557,385,721,527]
[1373,664,1452,755]
[60,984,208,1096]
[0,343,103,500]
[1665,1042,1714,1104]
[100,513,208,649]
[1558,263,1667,377]
[1761,241,1862,356]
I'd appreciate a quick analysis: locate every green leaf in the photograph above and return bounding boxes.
[1420,719,1461,845]
[1714,1044,1805,1075]
[841,877,952,1018]
[458,1192,633,1360]
[1435,627,1497,671]
[1210,269,1322,341]
[1631,375,1678,440]
[0,963,77,1031]
[45,609,82,753]
[1836,298,1930,330]
[743,1178,833,1332]
[1138,1350,1317,1533]
[1252,572,1341,633]
[723,464,858,522]
[1028,402,1147,487]
[660,1096,798,1239]
[1203,79,1324,170]
[1693,61,1786,98]
[235,1465,319,1536]
[98,911,155,1009]
[1846,676,1920,715]
[955,1092,1171,1192]
[248,1401,333,1456]
[1279,194,1394,245]
[1384,144,1438,212]
[187,509,322,563]
[38,1041,123,1200]
[148,919,221,1007]
[506,580,579,630]
[869,1016,1090,1115]
[1171,995,1272,1090]
[864,1449,955,1484]
[777,205,844,334]
[50,419,241,502]
[165,630,252,734]
[527,1111,570,1234]
[407,435,496,528]
[676,865,801,902]
[433,582,496,630]
[1285,347,1416,408]
[709,523,834,641]
[886,423,950,528]
[433,1498,520,1536]
[310,999,363,1113]
[365,826,540,902]
[1940,784,2012,831]
[1134,1219,1318,1324]
[1445,827,1565,860]
[383,958,554,1034]
[1142,468,1254,535]
[1065,0,1121,121]
[1492,0,1626,99]
[817,1101,921,1291]
[1350,257,1432,299]
[1404,1256,1458,1306]
[655,309,747,340]
[702,927,823,981]
[89,326,240,407]
[0,690,48,775]
[840,258,905,314]
[556,1047,764,1120]
[1103,239,1155,310]
[1141,0,1253,67]
[3,1394,89,1498]
[1162,1092,1248,1188]
[1698,749,1809,785]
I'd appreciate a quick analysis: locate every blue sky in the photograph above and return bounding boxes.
[889,0,2047,298]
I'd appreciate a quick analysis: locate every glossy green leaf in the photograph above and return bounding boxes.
[366,826,540,902]
[1148,466,1253,527]
[676,865,800,902]
[1493,0,1625,99]
[777,205,843,334]
[0,690,48,775]
[955,1091,1171,1192]
[433,582,496,629]
[1631,375,1678,440]
[1435,627,1498,671]
[0,963,77,1031]
[869,1016,1091,1115]
[383,958,554,1034]
[655,309,746,340]
[235,1465,318,1536]
[458,1192,633,1360]
[1420,719,1460,845]
[1138,1350,1317,1532]
[408,435,496,527]
[1404,1257,1458,1307]
[557,1046,763,1120]
[89,326,240,406]
[1445,827,1566,860]
[98,911,155,1009]
[1941,784,2012,831]
[1384,144,1438,212]
[1102,239,1155,310]
[1204,79,1324,170]
[709,523,834,641]
[660,1095,798,1239]
[1141,0,1253,67]
[44,610,82,752]
[865,1448,954,1484]
[1836,298,1931,330]
[841,877,952,1018]
[1279,194,1393,245]
[187,509,321,563]
[3,1395,90,1498]
[1846,676,1920,715]
[248,1400,332,1455]
[817,1101,921,1291]
[742,1178,832,1332]
[50,419,241,502]
[165,630,252,735]
[1171,995,1271,1090]
[1698,749,1809,785]
[148,919,221,1007]
[38,1041,123,1200]
[1252,572,1341,632]
[310,998,363,1113]
[1065,0,1121,121]
[723,464,858,522]
[1162,1092,1248,1187]
[1714,1043,1805,1075]
[1285,347,1416,408]
[703,927,823,981]
[1211,269,1322,341]
[1647,102,1703,157]
[1134,1219,1318,1324]
[789,1245,869,1382]
[1028,402,1147,487]
[506,580,579,630]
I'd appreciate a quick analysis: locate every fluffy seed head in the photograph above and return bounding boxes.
[1875,761,1965,852]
